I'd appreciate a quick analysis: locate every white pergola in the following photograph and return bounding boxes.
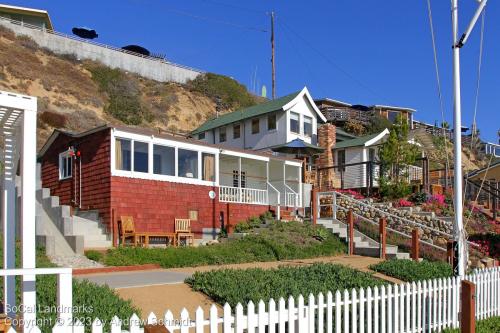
[0,91,72,331]
[1,90,37,325]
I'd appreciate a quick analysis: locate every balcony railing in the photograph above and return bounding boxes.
[219,186,268,205]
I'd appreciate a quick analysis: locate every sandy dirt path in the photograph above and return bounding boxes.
[114,255,401,319]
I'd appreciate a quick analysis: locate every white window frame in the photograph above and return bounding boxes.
[290,112,300,134]
[58,150,73,180]
[304,115,313,137]
[111,129,220,186]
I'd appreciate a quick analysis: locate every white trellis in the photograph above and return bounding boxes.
[0,90,73,331]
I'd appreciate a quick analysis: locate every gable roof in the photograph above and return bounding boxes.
[192,87,326,135]
[335,128,357,141]
[334,129,390,149]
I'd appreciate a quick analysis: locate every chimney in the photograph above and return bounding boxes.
[317,124,336,190]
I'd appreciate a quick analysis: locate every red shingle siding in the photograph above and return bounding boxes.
[40,129,112,228]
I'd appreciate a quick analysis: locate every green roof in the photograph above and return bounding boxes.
[336,128,357,140]
[334,132,385,149]
[192,91,301,135]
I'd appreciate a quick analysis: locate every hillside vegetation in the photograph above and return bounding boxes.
[0,25,262,148]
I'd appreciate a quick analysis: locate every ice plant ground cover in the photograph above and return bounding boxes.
[100,221,346,267]
[185,263,385,308]
[370,259,453,282]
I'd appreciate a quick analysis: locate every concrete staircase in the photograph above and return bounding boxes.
[317,218,410,259]
[36,187,112,255]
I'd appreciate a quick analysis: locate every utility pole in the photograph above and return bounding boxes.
[270,11,276,100]
[451,0,488,277]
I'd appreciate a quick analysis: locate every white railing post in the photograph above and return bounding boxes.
[57,270,73,326]
[333,192,337,220]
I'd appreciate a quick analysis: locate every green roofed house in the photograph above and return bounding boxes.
[192,87,327,151]
[333,129,390,189]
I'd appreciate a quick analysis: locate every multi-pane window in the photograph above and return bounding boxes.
[178,149,198,178]
[115,138,132,171]
[290,112,300,134]
[219,127,227,142]
[59,151,73,180]
[232,170,246,188]
[251,118,260,134]
[202,153,215,181]
[268,114,277,131]
[153,145,175,176]
[134,141,149,173]
[233,124,241,139]
[304,116,312,137]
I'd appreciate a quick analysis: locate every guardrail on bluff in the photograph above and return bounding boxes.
[0,16,204,84]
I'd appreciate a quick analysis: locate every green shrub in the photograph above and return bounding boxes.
[366,114,392,134]
[441,316,500,333]
[259,211,274,221]
[187,73,258,110]
[104,222,346,268]
[370,259,452,282]
[85,250,103,262]
[408,191,428,205]
[86,64,150,125]
[186,263,385,308]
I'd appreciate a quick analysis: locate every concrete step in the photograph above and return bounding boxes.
[74,209,100,222]
[84,239,112,249]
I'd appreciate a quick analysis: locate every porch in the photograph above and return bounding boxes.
[218,153,302,209]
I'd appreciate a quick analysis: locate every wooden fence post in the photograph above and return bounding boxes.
[311,187,317,225]
[411,229,420,261]
[347,209,354,255]
[379,217,386,259]
[461,280,475,333]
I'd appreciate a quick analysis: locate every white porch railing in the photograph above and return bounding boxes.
[284,184,300,208]
[218,186,268,205]
[9,267,500,332]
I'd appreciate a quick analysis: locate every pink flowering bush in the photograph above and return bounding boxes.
[393,199,413,208]
[337,189,365,200]
[427,194,446,206]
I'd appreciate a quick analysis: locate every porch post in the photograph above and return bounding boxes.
[297,165,301,209]
[266,161,269,205]
[2,135,16,319]
[283,162,286,206]
[21,108,37,329]
[238,157,242,202]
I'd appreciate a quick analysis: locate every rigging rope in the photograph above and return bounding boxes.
[426,0,453,204]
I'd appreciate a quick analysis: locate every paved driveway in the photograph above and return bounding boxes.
[75,270,191,288]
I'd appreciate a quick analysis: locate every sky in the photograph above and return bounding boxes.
[5,0,500,142]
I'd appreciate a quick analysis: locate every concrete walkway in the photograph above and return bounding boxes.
[75,255,401,289]
[75,269,190,288]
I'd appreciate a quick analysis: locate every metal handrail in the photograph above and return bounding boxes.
[0,16,204,73]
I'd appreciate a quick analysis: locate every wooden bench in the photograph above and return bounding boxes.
[120,216,176,247]
[175,218,194,246]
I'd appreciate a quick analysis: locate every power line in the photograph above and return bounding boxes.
[201,0,265,15]
[156,6,267,32]
[279,18,388,102]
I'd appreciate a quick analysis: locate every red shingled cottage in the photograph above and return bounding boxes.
[38,125,303,244]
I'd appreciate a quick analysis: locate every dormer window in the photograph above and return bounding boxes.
[290,112,300,134]
[304,116,312,137]
[59,150,73,180]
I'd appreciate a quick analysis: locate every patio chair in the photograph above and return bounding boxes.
[175,218,194,246]
[119,216,138,246]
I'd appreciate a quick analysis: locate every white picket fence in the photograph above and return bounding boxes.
[6,267,499,333]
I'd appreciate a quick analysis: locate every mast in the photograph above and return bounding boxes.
[451,0,488,277]
[451,0,465,277]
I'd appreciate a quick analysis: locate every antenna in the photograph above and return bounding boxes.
[270,11,276,99]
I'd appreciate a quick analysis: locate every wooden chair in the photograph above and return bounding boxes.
[120,215,138,246]
[175,218,194,246]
